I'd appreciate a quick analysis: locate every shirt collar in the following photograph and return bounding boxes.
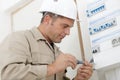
[30,27,57,51]
[30,27,46,41]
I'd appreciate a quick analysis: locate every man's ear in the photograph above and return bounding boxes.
[43,15,52,24]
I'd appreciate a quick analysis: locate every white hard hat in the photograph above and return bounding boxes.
[39,0,77,20]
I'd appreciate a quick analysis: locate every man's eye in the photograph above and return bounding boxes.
[63,26,68,28]
[62,25,69,28]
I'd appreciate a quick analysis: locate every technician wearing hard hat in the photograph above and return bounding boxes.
[0,0,93,80]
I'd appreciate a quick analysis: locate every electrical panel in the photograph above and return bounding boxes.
[85,0,120,69]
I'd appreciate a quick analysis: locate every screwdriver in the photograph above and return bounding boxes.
[77,58,94,64]
[77,58,95,70]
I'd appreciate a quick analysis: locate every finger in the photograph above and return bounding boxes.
[76,75,86,80]
[82,64,93,70]
[84,61,93,67]
[77,68,89,80]
[80,65,93,74]
[65,54,77,66]
[66,58,77,69]
[83,63,93,72]
[69,58,77,67]
[67,61,76,69]
[80,69,93,76]
[66,54,77,62]
[79,73,89,80]
[77,68,92,79]
[79,66,93,78]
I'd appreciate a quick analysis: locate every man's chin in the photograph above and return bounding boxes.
[54,40,62,43]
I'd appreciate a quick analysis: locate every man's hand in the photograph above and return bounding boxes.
[74,61,93,80]
[47,53,77,76]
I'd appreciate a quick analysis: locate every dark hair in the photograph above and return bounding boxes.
[40,12,64,23]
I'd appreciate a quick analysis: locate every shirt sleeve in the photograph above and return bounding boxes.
[0,32,47,80]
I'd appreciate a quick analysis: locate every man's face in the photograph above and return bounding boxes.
[46,17,74,43]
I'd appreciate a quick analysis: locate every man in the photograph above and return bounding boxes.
[0,0,93,80]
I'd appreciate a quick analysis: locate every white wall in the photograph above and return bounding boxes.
[0,0,12,42]
[105,67,120,80]
[0,0,25,42]
[1,0,20,11]
[0,0,34,42]
[12,0,43,31]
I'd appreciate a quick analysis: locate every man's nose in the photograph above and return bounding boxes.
[65,28,70,35]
